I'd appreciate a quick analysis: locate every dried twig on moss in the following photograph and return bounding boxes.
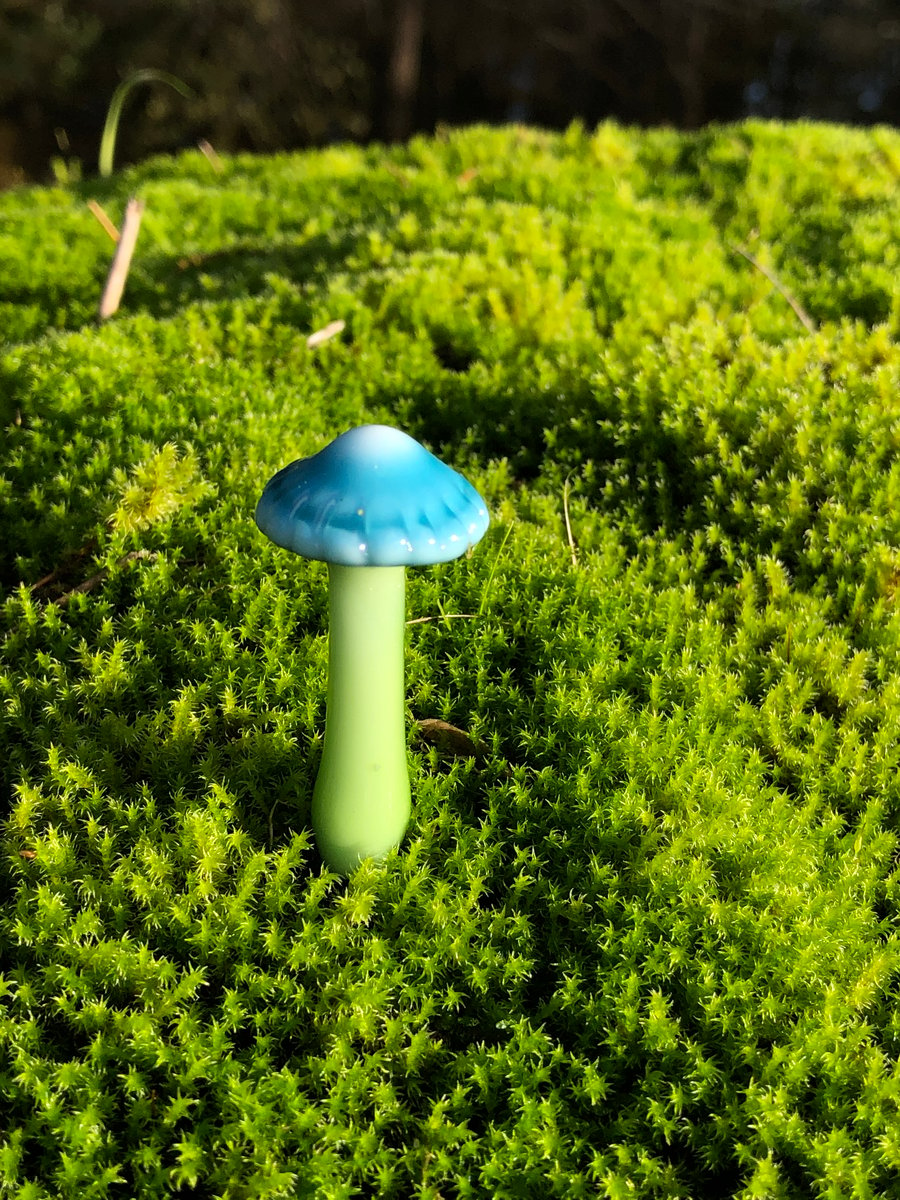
[307,320,346,348]
[88,200,120,243]
[730,242,816,333]
[198,139,224,173]
[406,613,478,626]
[98,197,145,321]
[30,541,97,595]
[30,545,156,604]
[54,550,157,606]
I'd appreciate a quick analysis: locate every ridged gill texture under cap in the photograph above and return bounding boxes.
[255,424,490,566]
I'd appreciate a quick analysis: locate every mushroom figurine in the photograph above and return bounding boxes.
[255,424,489,874]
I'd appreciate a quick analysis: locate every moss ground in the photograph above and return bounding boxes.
[2,121,900,1198]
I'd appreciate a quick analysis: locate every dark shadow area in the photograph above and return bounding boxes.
[124,230,363,319]
[430,336,477,374]
[3,1,900,188]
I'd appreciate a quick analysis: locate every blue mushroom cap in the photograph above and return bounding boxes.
[255,425,490,566]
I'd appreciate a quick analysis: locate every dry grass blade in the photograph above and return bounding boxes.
[730,242,816,333]
[88,200,120,243]
[198,139,224,173]
[268,798,280,848]
[98,197,145,321]
[406,613,478,626]
[563,474,578,567]
[307,320,346,348]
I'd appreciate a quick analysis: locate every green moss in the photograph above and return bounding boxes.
[2,121,900,1197]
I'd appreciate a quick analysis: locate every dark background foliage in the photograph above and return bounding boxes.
[1,0,899,187]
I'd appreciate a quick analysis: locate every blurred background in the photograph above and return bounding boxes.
[1,0,899,187]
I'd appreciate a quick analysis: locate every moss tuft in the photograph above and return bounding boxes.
[3,121,900,1198]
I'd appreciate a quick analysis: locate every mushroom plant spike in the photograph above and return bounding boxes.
[255,425,489,874]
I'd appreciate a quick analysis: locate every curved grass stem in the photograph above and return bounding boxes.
[99,70,194,178]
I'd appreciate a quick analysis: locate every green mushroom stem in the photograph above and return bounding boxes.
[311,563,412,874]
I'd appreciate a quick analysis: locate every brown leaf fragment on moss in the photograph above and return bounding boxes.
[415,718,489,760]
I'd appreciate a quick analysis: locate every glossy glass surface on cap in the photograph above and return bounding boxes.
[255,424,490,566]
